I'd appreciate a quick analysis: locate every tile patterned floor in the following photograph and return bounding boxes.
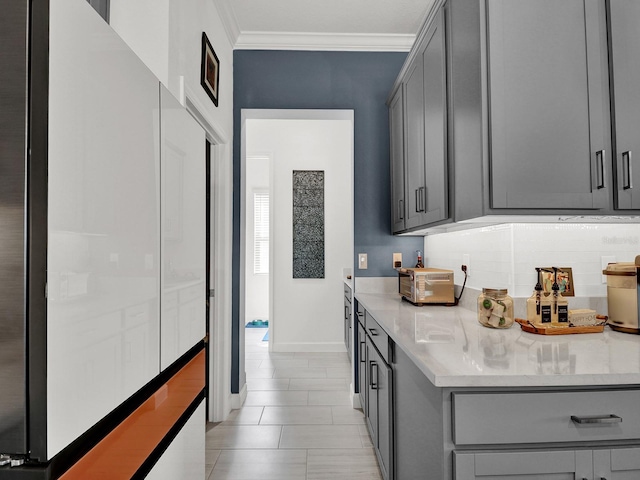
[205,328,382,479]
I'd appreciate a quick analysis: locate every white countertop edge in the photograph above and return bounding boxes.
[355,292,640,389]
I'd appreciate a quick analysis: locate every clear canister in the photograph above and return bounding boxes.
[477,288,514,329]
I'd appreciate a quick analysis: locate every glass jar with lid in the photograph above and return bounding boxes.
[477,288,514,328]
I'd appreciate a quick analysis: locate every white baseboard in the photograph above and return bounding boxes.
[271,342,347,353]
[230,383,248,410]
[350,383,361,408]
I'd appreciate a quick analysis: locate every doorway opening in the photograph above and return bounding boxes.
[238,109,354,403]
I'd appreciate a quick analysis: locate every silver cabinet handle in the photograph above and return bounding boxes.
[571,414,621,424]
[370,361,378,390]
[368,328,378,336]
[623,150,633,190]
[398,199,404,220]
[596,150,606,189]
[415,188,420,212]
[360,341,366,363]
[420,186,427,212]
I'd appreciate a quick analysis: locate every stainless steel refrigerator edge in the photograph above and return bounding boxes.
[0,0,29,456]
[0,0,49,460]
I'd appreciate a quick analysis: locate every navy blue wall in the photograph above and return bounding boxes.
[232,50,423,392]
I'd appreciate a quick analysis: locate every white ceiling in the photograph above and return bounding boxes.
[214,0,436,51]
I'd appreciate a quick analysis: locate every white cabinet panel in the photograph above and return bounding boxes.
[160,86,206,370]
[146,401,205,480]
[47,0,160,459]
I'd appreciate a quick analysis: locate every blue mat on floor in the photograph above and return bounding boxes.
[246,320,269,328]
[262,331,269,341]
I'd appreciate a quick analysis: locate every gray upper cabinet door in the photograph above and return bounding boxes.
[610,1,640,210]
[488,0,610,210]
[403,53,426,229]
[389,88,406,233]
[404,7,448,230]
[421,8,448,225]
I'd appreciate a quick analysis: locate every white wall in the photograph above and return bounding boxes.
[246,117,354,352]
[425,223,640,298]
[244,156,270,324]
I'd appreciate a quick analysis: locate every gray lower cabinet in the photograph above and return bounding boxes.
[610,1,640,210]
[488,0,610,210]
[454,449,591,479]
[391,342,640,479]
[357,320,367,410]
[344,284,352,361]
[454,447,640,479]
[359,308,393,480]
[365,338,393,480]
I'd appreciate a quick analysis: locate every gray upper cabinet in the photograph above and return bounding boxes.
[421,9,448,224]
[403,53,426,230]
[488,0,610,210]
[610,1,640,210]
[389,88,405,233]
[390,6,448,233]
[388,0,640,233]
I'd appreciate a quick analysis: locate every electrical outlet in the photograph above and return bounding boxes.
[462,254,470,277]
[602,255,616,283]
[393,253,402,269]
[358,253,368,270]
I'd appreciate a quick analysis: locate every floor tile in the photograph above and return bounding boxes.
[326,367,352,379]
[221,407,264,425]
[308,390,352,406]
[205,425,282,449]
[307,448,382,479]
[245,368,275,379]
[205,449,221,466]
[244,359,263,370]
[244,390,308,406]
[280,425,363,449]
[210,449,306,480]
[308,358,351,368]
[260,358,310,369]
[294,352,349,359]
[260,406,332,425]
[332,406,365,424]
[273,367,327,379]
[289,378,349,391]
[246,378,290,391]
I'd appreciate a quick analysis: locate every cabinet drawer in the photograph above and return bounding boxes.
[344,284,352,301]
[356,302,365,327]
[365,312,390,364]
[452,389,640,446]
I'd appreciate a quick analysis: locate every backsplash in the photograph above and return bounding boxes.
[424,223,640,298]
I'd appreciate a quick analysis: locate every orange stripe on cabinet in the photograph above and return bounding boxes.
[59,350,205,480]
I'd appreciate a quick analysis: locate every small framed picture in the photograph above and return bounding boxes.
[541,267,574,297]
[200,32,220,107]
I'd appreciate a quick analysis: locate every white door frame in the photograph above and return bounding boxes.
[184,92,233,423]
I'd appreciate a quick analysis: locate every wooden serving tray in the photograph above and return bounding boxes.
[515,317,607,335]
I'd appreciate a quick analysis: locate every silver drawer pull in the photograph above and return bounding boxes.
[368,328,379,336]
[571,414,621,424]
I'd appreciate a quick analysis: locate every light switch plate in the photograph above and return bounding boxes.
[358,253,368,270]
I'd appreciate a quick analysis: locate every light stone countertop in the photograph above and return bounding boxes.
[355,293,640,388]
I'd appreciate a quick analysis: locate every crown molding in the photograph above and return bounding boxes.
[233,31,416,52]
[214,0,241,47]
